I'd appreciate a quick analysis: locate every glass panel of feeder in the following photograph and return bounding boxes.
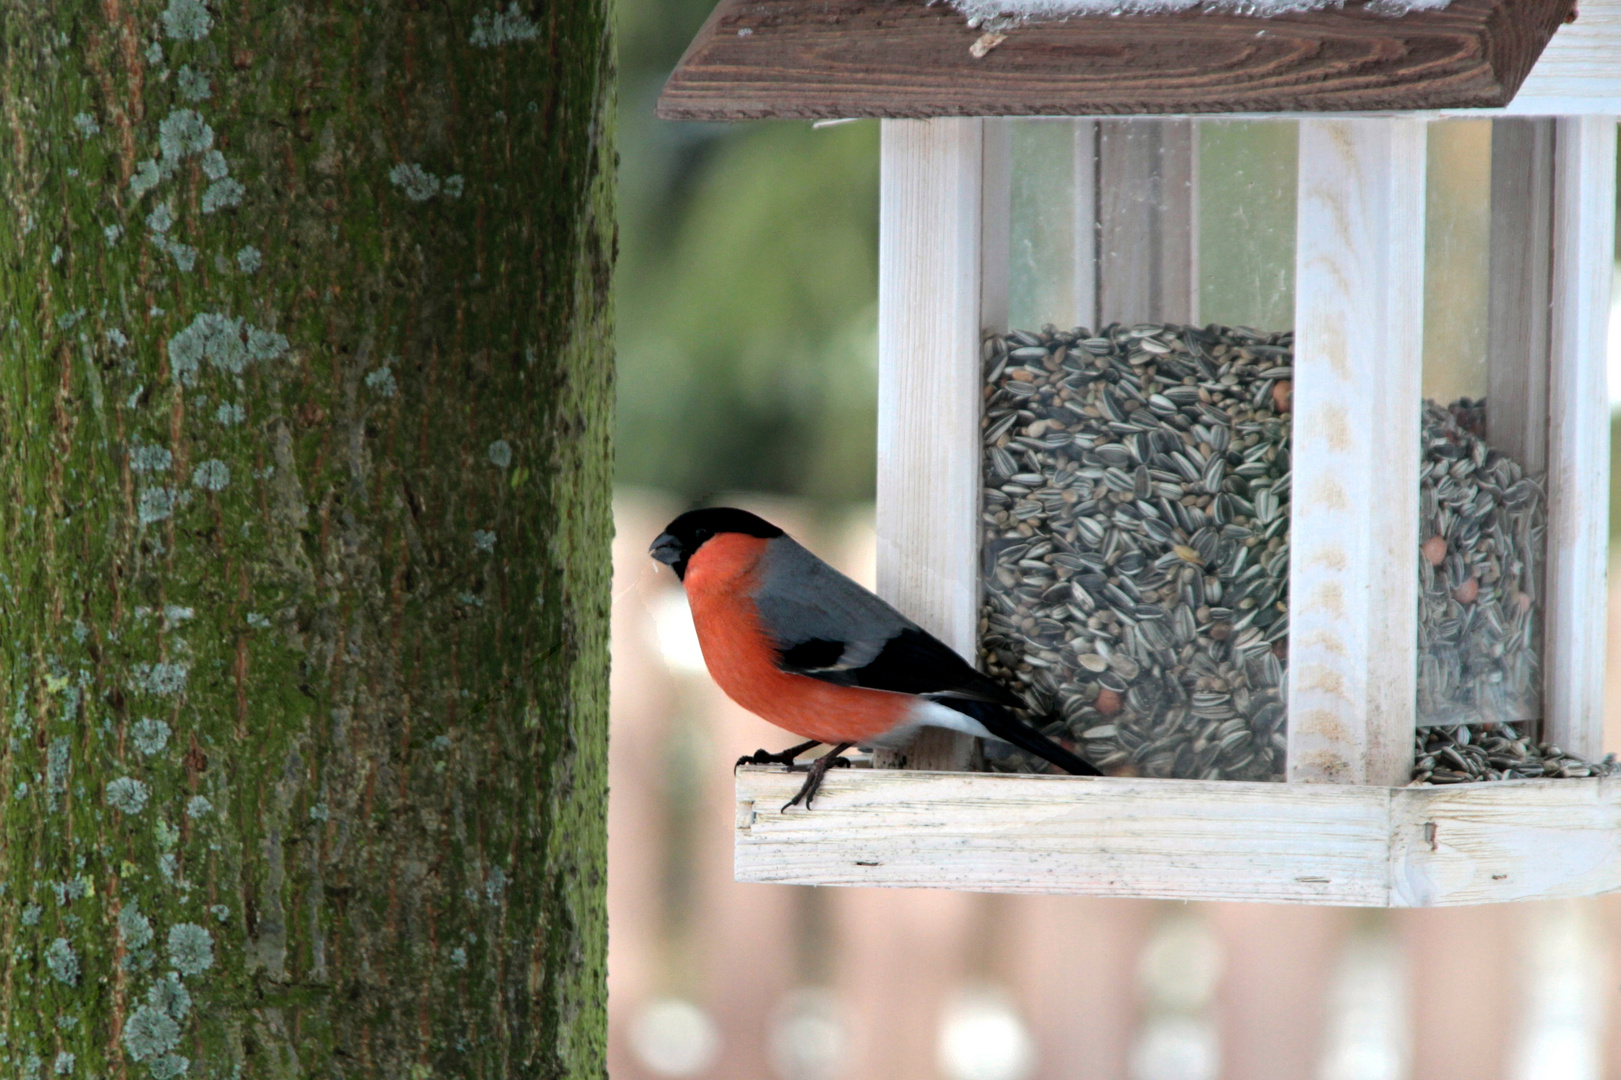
[1415,119,1549,747]
[981,119,1296,781]
[1196,121,1298,333]
[1008,119,1086,334]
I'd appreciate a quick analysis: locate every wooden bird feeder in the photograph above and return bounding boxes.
[662,0,1621,905]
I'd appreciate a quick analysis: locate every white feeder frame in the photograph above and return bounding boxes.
[723,12,1621,908]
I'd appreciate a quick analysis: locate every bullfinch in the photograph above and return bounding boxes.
[649,507,1100,809]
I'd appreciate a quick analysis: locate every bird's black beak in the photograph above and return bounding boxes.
[649,533,682,567]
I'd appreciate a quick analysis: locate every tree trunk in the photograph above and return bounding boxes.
[0,2,613,1077]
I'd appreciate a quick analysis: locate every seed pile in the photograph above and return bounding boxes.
[1411,724,1617,784]
[979,323,1292,781]
[1416,398,1546,729]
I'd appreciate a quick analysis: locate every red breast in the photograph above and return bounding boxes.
[683,534,914,745]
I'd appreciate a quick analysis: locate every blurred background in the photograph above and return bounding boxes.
[613,4,1621,1076]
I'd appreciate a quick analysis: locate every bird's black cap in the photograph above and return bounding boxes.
[649,507,784,580]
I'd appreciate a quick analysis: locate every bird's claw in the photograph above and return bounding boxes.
[735,748,795,771]
[779,743,854,812]
[734,739,822,773]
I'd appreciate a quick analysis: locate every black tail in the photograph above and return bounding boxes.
[941,699,1101,777]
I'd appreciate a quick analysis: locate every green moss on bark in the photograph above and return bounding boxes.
[0,1,613,1076]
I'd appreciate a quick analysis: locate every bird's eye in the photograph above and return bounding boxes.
[694,529,710,542]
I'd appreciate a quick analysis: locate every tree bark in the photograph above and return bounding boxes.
[0,2,613,1077]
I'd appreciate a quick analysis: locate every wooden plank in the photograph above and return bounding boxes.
[1288,120,1426,787]
[874,119,986,772]
[735,767,1394,904]
[1390,778,1621,904]
[1504,0,1621,113]
[1542,116,1615,761]
[735,768,1621,905]
[657,0,1573,120]
[1096,120,1196,325]
[1485,118,1554,477]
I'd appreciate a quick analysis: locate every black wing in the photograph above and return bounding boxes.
[752,538,1022,708]
[752,539,1097,777]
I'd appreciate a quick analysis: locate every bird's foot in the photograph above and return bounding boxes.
[781,743,854,812]
[735,739,821,772]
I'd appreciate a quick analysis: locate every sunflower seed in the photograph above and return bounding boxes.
[980,322,1292,781]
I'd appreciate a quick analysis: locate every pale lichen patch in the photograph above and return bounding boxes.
[118,903,154,949]
[168,313,289,384]
[176,65,211,101]
[152,236,198,272]
[132,719,171,756]
[44,939,79,985]
[149,1055,190,1080]
[160,0,213,41]
[121,1005,180,1063]
[148,973,191,1021]
[234,245,262,274]
[129,160,162,198]
[157,110,213,173]
[202,179,243,214]
[469,4,541,46]
[129,443,173,474]
[388,163,442,202]
[192,460,230,491]
[487,439,512,468]
[184,795,212,819]
[71,113,99,137]
[131,662,189,696]
[105,777,150,814]
[364,365,398,397]
[46,739,69,794]
[137,486,177,524]
[166,924,213,975]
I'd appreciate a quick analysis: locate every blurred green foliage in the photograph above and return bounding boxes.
[617,0,880,505]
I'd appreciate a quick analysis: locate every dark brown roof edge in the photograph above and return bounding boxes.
[657,0,1571,119]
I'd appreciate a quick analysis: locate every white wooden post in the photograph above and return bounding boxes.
[875,118,989,772]
[1544,116,1617,761]
[1287,119,1428,786]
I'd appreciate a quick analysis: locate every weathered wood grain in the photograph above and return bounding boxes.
[735,768,1621,905]
[1287,119,1425,786]
[658,0,1574,119]
[1503,0,1621,111]
[874,119,987,772]
[1543,116,1615,760]
[1391,778,1621,904]
[736,768,1393,903]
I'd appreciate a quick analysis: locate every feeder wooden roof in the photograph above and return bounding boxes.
[658,0,1575,118]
